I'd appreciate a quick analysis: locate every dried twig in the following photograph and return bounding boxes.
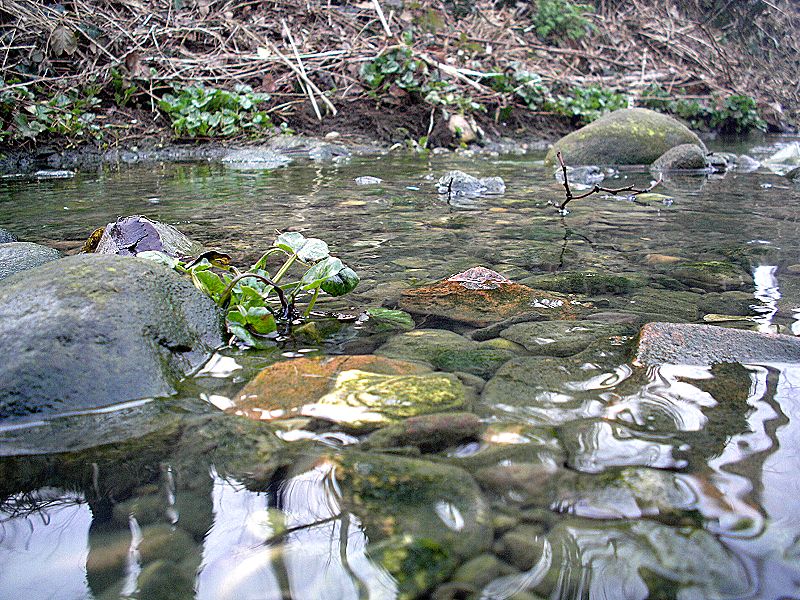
[555,151,662,212]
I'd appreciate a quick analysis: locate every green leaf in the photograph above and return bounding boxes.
[136,250,178,269]
[274,231,306,254]
[365,308,415,332]
[245,306,276,334]
[320,266,359,296]
[300,256,343,290]
[191,268,226,301]
[297,237,330,263]
[227,323,274,349]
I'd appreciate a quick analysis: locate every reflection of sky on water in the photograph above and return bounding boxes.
[0,490,92,600]
[196,462,396,600]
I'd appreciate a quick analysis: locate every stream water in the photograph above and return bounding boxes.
[1,137,800,600]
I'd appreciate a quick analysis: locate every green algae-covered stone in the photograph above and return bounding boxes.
[544,108,706,166]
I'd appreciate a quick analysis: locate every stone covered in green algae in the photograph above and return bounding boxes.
[667,260,753,292]
[499,320,634,357]
[604,288,701,322]
[332,450,492,599]
[303,369,467,428]
[521,271,643,296]
[651,143,708,171]
[376,328,520,378]
[544,108,706,166]
[233,354,468,430]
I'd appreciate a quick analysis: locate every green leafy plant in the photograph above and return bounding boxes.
[486,69,549,109]
[531,0,595,41]
[710,94,765,133]
[158,84,272,137]
[141,232,359,348]
[1,83,102,143]
[548,85,627,123]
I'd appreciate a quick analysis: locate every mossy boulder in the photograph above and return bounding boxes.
[651,143,708,171]
[332,450,492,598]
[376,329,520,378]
[364,411,483,452]
[0,254,224,420]
[544,108,706,166]
[0,242,60,280]
[233,355,466,429]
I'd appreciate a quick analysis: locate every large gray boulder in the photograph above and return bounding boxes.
[0,254,225,419]
[545,108,706,166]
[0,242,61,281]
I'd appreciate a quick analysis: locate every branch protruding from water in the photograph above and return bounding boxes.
[556,151,662,212]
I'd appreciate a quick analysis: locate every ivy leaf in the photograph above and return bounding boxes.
[51,25,78,57]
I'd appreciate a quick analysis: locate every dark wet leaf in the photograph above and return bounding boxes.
[81,226,105,253]
[184,250,232,269]
[320,266,360,296]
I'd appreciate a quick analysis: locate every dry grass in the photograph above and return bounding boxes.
[1,0,797,129]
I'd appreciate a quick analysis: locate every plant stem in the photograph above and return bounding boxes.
[304,288,320,317]
[220,272,288,314]
[272,253,297,283]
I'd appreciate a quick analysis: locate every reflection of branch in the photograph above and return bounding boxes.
[556,151,662,211]
[261,513,343,546]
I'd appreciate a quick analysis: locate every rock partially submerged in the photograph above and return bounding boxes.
[651,144,708,171]
[221,148,292,170]
[0,242,60,281]
[437,170,506,197]
[0,228,16,243]
[635,322,800,366]
[545,108,706,166]
[232,355,466,429]
[0,254,224,419]
[400,267,575,328]
[93,215,203,257]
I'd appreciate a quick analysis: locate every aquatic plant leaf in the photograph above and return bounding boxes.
[297,238,330,263]
[301,256,344,290]
[320,266,360,296]
[191,268,226,301]
[275,231,306,254]
[245,306,276,334]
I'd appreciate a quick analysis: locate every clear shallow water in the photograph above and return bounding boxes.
[2,138,800,599]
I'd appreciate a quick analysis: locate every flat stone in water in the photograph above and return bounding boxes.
[499,320,632,357]
[635,322,800,366]
[221,148,292,170]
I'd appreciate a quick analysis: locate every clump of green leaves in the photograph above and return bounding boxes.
[639,84,765,132]
[548,85,628,123]
[158,84,272,137]
[1,82,102,143]
[531,0,595,41]
[142,232,359,348]
[487,69,549,110]
[361,45,482,113]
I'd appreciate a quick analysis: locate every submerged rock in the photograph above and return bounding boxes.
[93,215,203,257]
[0,254,224,420]
[544,108,706,166]
[521,271,642,295]
[363,411,483,451]
[499,320,633,357]
[651,144,708,171]
[332,450,492,597]
[233,355,466,429]
[0,242,60,280]
[437,170,506,197]
[667,260,753,292]
[400,268,575,328]
[377,329,519,378]
[635,322,800,366]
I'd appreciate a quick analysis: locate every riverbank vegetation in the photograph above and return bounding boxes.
[0,0,797,148]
